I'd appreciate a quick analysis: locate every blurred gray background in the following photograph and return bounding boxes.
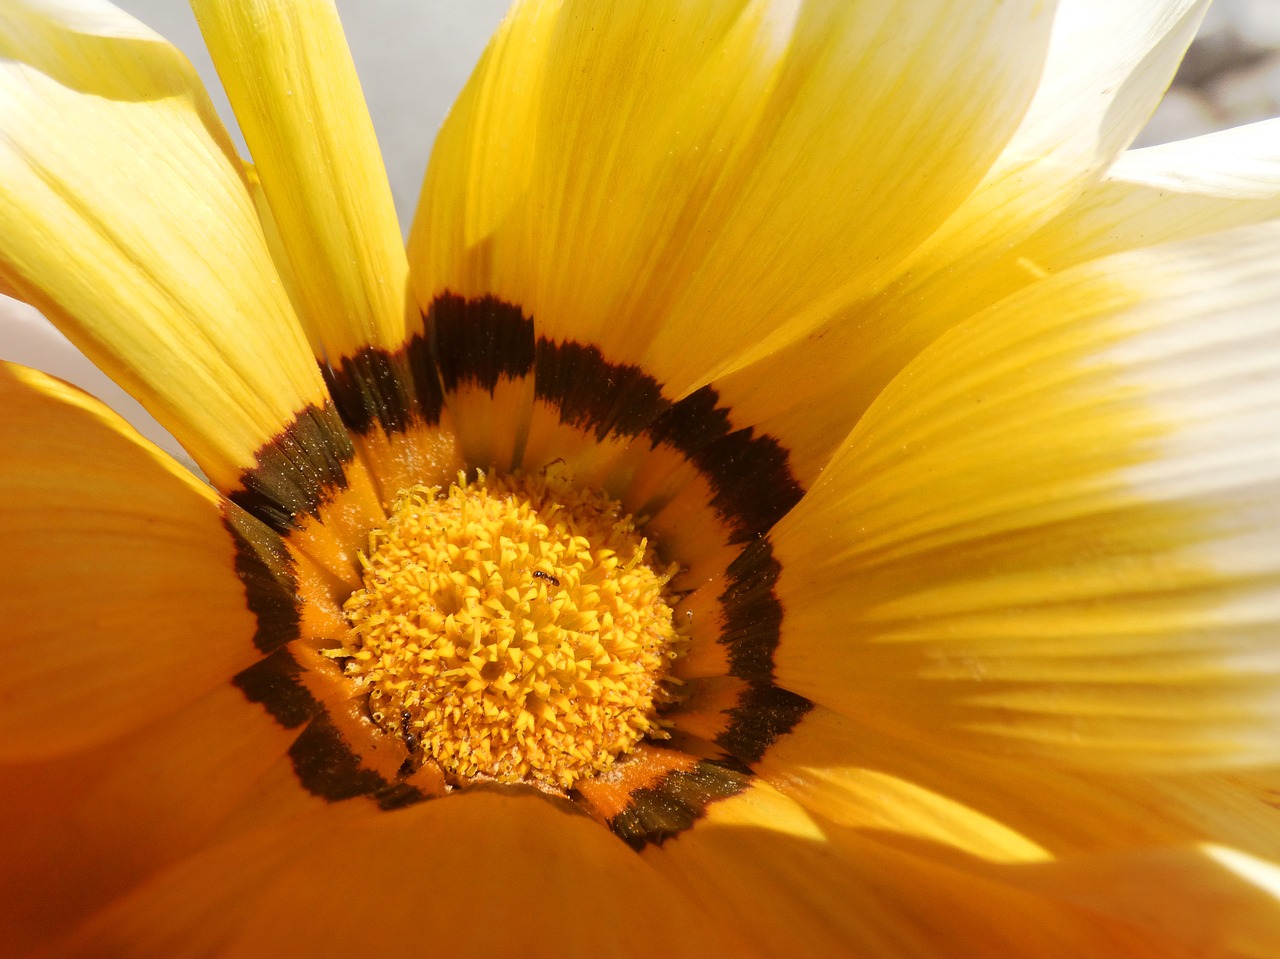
[3,0,1279,462]
[1137,0,1280,144]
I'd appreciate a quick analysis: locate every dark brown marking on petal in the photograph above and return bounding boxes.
[714,537,813,762]
[232,647,315,729]
[430,293,535,394]
[234,650,432,807]
[229,401,355,535]
[428,293,672,440]
[423,295,803,543]
[718,539,785,684]
[288,713,389,801]
[689,427,804,544]
[645,384,729,453]
[535,328,803,544]
[607,760,749,850]
[405,333,447,425]
[222,505,301,654]
[717,684,812,766]
[534,338,671,439]
[649,387,805,544]
[374,781,430,811]
[323,344,444,436]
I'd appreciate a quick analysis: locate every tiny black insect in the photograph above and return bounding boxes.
[531,569,561,587]
[401,710,419,752]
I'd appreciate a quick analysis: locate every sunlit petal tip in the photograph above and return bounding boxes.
[647,778,1186,956]
[1002,843,1280,955]
[920,0,1212,256]
[1206,844,1280,901]
[701,0,1239,487]
[1013,117,1280,282]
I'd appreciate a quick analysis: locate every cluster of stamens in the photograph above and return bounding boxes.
[333,472,680,791]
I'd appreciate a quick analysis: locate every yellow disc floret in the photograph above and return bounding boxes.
[335,472,678,791]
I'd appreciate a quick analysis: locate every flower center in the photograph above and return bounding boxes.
[335,472,679,791]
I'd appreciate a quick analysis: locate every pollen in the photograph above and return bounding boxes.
[334,471,680,791]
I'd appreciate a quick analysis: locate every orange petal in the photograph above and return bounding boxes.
[52,792,755,958]
[0,364,267,760]
[0,682,315,956]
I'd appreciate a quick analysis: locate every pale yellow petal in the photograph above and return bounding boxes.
[0,0,329,492]
[190,0,411,361]
[710,0,1219,484]
[760,705,1280,860]
[411,0,1056,394]
[1017,118,1280,272]
[893,119,1280,356]
[756,708,1051,866]
[759,709,1280,955]
[771,223,1280,771]
[911,0,1208,262]
[0,364,264,759]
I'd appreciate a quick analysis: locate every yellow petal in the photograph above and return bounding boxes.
[839,0,1211,389]
[0,291,193,466]
[756,707,1051,865]
[759,705,1280,862]
[0,0,329,492]
[190,0,411,362]
[1016,118,1280,273]
[874,119,1280,373]
[771,223,1280,771]
[757,704,1280,952]
[244,157,461,510]
[411,0,1056,394]
[188,1,458,505]
[0,364,266,759]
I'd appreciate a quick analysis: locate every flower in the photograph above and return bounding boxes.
[2,0,1280,954]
